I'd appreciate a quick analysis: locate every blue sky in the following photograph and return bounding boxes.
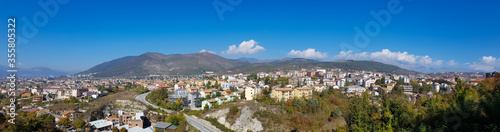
[1,0,499,73]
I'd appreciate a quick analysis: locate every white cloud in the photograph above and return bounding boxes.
[419,56,433,65]
[288,48,328,58]
[448,60,458,66]
[334,49,421,64]
[433,60,443,66]
[469,56,499,71]
[223,40,265,54]
[200,49,215,54]
[482,56,497,64]
[369,49,417,64]
[332,49,448,72]
[334,50,352,59]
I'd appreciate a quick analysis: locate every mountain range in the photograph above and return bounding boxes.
[0,66,70,78]
[78,52,419,77]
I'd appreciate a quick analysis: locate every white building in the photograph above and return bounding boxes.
[345,85,366,93]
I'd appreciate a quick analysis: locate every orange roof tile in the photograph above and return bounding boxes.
[208,99,218,103]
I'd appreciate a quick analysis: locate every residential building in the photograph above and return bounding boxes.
[345,85,366,93]
[402,85,414,93]
[293,87,313,99]
[271,88,293,101]
[62,110,82,121]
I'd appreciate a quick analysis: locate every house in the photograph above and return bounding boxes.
[187,87,199,93]
[198,86,206,90]
[201,99,218,109]
[469,79,484,86]
[21,92,32,98]
[200,90,212,98]
[229,80,240,87]
[379,87,388,94]
[221,90,232,96]
[187,92,201,108]
[56,88,86,100]
[387,82,396,91]
[129,119,144,128]
[89,119,113,131]
[245,86,261,100]
[235,90,244,98]
[32,87,61,95]
[313,85,325,92]
[62,110,82,121]
[402,85,414,93]
[168,90,189,106]
[174,83,186,90]
[227,94,237,101]
[154,122,176,132]
[107,115,120,125]
[217,96,228,105]
[32,95,43,102]
[345,85,366,93]
[324,79,335,86]
[147,85,157,91]
[433,83,440,92]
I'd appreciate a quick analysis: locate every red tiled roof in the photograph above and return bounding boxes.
[208,99,218,103]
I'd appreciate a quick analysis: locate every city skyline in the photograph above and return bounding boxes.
[1,0,499,73]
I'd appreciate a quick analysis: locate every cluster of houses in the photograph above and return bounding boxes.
[134,69,469,109]
[87,110,178,132]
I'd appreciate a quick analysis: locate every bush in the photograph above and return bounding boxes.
[229,106,239,115]
[330,106,342,118]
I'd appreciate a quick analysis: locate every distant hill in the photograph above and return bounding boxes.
[79,52,248,77]
[80,52,419,77]
[0,66,69,78]
[227,59,419,75]
[237,57,260,63]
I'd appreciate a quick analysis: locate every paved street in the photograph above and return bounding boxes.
[135,92,173,113]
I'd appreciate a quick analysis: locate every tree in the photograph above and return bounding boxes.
[204,104,210,110]
[248,73,257,81]
[37,113,55,122]
[112,127,119,132]
[57,117,71,128]
[320,79,324,85]
[120,127,128,132]
[72,120,86,130]
[0,114,5,124]
[174,98,183,111]
[165,113,186,126]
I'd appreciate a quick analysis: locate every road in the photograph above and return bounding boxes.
[135,92,173,113]
[135,92,220,132]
